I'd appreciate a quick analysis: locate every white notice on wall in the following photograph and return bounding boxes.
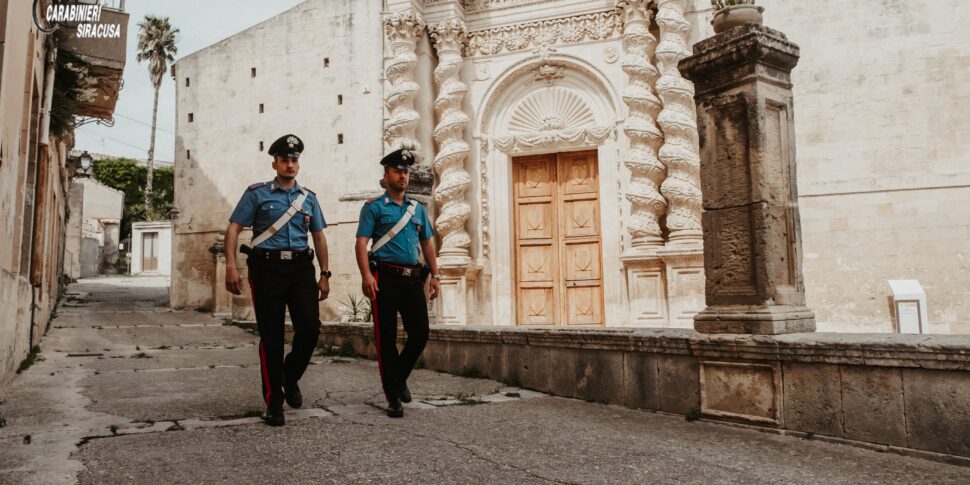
[888,279,928,334]
[896,301,920,334]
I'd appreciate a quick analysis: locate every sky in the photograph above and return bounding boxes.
[74,0,305,162]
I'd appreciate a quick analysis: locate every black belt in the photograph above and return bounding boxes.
[248,248,314,262]
[373,261,423,278]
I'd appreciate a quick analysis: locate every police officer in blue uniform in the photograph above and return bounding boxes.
[355,146,440,418]
[225,134,331,427]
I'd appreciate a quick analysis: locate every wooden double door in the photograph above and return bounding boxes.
[513,150,604,326]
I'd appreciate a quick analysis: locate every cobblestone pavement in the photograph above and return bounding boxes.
[1,276,968,484]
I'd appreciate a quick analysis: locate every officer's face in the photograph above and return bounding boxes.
[272,156,300,180]
[384,167,410,192]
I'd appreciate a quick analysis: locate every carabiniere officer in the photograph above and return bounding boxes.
[355,146,441,418]
[225,134,331,427]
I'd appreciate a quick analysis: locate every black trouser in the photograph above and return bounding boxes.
[370,266,430,401]
[247,256,320,409]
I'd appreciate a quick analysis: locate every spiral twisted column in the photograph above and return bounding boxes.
[383,12,426,151]
[656,0,702,245]
[429,19,472,265]
[616,0,666,254]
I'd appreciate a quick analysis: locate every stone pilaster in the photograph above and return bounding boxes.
[616,0,666,254]
[656,0,703,246]
[383,12,426,152]
[681,24,815,334]
[429,19,472,266]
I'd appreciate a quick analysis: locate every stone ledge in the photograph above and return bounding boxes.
[320,323,970,371]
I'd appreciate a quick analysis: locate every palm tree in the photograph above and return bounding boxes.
[136,15,178,211]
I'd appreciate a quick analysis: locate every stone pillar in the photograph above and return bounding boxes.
[209,234,231,318]
[383,12,426,152]
[616,0,666,253]
[681,24,815,334]
[429,19,474,325]
[655,0,703,246]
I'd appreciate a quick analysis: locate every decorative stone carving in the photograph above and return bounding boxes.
[533,63,565,85]
[494,86,611,154]
[465,11,622,57]
[616,0,666,252]
[430,19,473,265]
[480,139,490,259]
[604,46,619,64]
[383,12,426,151]
[656,0,703,245]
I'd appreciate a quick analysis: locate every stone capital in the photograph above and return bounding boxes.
[429,18,467,54]
[384,11,426,45]
[680,24,800,97]
[615,0,652,23]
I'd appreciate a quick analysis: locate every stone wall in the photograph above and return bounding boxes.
[319,323,970,462]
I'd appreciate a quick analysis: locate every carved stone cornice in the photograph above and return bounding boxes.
[656,0,703,246]
[384,11,427,151]
[429,19,473,265]
[465,10,622,57]
[615,0,666,254]
[462,0,548,14]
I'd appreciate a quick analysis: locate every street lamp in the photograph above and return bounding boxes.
[79,151,92,171]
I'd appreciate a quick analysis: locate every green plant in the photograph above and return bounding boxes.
[339,294,372,322]
[712,0,755,9]
[16,346,42,373]
[136,15,179,210]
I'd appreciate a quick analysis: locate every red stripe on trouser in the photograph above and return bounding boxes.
[371,271,388,401]
[249,276,272,407]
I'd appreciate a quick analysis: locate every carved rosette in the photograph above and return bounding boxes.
[616,0,666,251]
[656,0,702,244]
[430,20,472,264]
[384,12,426,151]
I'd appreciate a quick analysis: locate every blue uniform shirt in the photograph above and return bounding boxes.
[356,192,434,265]
[229,180,326,250]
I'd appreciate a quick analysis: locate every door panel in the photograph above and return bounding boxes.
[513,150,604,326]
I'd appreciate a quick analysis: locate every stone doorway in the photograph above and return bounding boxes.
[512,150,604,326]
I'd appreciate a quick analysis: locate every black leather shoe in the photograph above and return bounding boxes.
[263,406,285,427]
[284,381,303,409]
[387,398,404,418]
[400,383,412,403]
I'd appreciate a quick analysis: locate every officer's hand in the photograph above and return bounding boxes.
[226,267,243,295]
[428,278,441,301]
[318,276,330,301]
[362,274,378,299]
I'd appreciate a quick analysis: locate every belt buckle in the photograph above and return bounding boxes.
[402,268,412,277]
[280,251,292,260]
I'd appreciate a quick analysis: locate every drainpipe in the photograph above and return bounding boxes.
[29,43,58,345]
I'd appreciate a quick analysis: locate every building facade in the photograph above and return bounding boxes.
[0,0,127,384]
[63,177,124,279]
[172,0,970,333]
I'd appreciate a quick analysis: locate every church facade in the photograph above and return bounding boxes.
[172,0,970,333]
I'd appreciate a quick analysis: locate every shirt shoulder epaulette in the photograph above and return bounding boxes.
[303,188,316,196]
[364,196,380,205]
[247,181,267,191]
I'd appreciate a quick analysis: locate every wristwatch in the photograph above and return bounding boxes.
[431,274,441,281]
[320,270,332,278]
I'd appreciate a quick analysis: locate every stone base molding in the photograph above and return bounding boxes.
[693,305,817,335]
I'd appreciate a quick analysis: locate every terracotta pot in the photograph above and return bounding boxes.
[711,4,764,33]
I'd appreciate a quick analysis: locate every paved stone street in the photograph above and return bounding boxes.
[0,276,967,484]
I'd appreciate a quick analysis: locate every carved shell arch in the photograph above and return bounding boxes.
[507,87,598,134]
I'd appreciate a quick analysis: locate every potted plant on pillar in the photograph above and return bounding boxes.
[711,0,764,33]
